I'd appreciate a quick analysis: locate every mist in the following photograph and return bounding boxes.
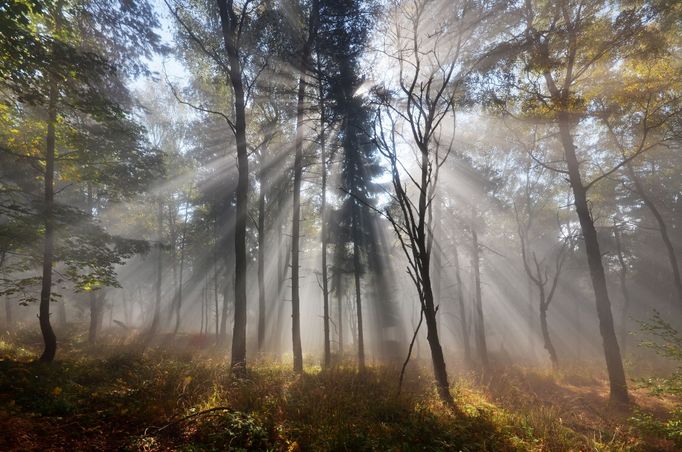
[1,0,681,449]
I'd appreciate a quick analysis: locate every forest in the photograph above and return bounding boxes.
[0,0,681,450]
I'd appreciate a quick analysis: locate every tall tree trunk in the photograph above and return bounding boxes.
[5,297,12,328]
[38,63,59,363]
[174,190,190,335]
[626,162,682,305]
[217,0,249,369]
[558,113,628,403]
[89,291,99,343]
[471,224,488,371]
[88,183,98,342]
[417,149,452,405]
[420,249,452,405]
[149,199,164,336]
[337,270,344,356]
[214,236,220,344]
[319,78,331,369]
[452,241,471,365]
[257,157,267,352]
[220,276,229,341]
[352,219,365,370]
[289,0,319,373]
[613,223,632,355]
[291,76,305,373]
[1,251,9,328]
[200,284,205,335]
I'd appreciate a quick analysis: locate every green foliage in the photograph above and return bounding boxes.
[184,410,272,451]
[637,311,682,395]
[630,311,682,446]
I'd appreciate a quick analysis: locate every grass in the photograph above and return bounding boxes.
[0,327,677,451]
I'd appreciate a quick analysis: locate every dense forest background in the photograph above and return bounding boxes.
[1,0,681,449]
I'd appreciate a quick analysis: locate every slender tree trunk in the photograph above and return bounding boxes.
[352,224,365,370]
[319,80,331,369]
[452,241,471,365]
[291,77,305,372]
[538,284,558,369]
[200,285,205,335]
[257,157,267,352]
[417,149,452,405]
[539,304,558,368]
[5,297,12,328]
[174,190,190,335]
[38,65,59,363]
[471,225,488,371]
[89,291,99,343]
[87,183,98,342]
[613,223,632,354]
[217,0,248,369]
[149,199,164,336]
[626,162,682,305]
[337,271,344,356]
[420,251,452,405]
[169,201,178,326]
[220,277,229,341]
[558,113,628,403]
[0,252,9,328]
[214,240,220,344]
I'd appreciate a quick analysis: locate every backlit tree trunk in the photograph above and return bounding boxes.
[38,67,59,363]
[558,112,628,403]
[217,0,249,369]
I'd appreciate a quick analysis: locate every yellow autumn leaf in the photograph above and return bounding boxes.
[52,386,62,396]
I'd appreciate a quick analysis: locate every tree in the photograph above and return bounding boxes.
[216,0,252,370]
[289,0,320,372]
[0,0,160,360]
[320,0,379,370]
[502,0,682,402]
[374,0,500,405]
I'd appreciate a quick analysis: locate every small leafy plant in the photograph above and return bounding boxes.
[631,311,682,447]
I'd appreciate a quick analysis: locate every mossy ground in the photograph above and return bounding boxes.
[0,327,677,451]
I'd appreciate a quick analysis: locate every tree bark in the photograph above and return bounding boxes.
[558,112,628,403]
[291,76,305,372]
[214,227,220,344]
[38,65,59,363]
[88,291,99,343]
[352,218,365,370]
[5,297,12,328]
[471,224,488,371]
[257,157,267,352]
[538,286,558,369]
[217,0,249,369]
[319,75,331,369]
[613,223,632,355]
[452,241,471,365]
[337,270,343,356]
[418,241,452,404]
[417,149,452,405]
[149,199,164,336]
[290,0,319,373]
[173,190,190,335]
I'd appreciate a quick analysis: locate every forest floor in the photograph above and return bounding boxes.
[0,327,678,451]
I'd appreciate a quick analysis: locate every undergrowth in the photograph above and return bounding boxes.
[0,328,676,451]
